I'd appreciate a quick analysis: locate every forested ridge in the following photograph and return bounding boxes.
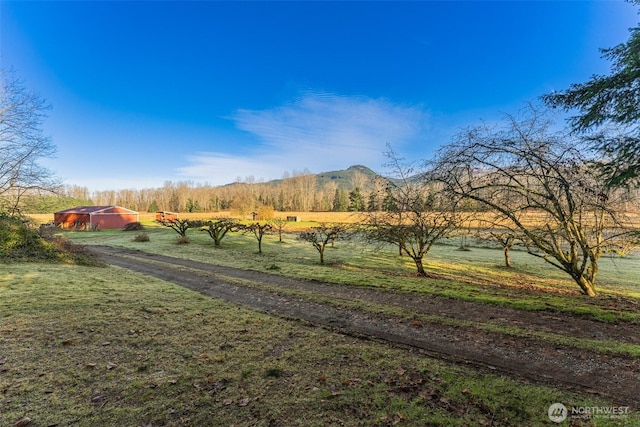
[23,165,398,214]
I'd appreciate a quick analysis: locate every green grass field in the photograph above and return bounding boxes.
[67,221,640,321]
[1,221,639,426]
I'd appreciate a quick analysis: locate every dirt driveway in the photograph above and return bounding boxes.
[89,245,639,408]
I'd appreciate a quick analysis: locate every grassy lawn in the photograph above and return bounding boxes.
[2,220,638,425]
[66,221,640,323]
[1,262,635,426]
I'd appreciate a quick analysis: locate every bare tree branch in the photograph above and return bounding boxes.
[0,69,59,214]
[432,105,640,296]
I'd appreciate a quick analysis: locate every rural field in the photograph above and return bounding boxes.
[2,214,640,426]
[4,0,640,425]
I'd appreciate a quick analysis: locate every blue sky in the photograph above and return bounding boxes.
[1,1,637,191]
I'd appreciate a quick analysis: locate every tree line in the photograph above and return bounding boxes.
[46,169,394,215]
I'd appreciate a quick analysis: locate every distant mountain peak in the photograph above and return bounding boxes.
[346,164,376,173]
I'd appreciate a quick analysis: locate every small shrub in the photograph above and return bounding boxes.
[0,213,104,266]
[257,205,275,220]
[38,223,57,239]
[133,233,150,242]
[123,222,144,231]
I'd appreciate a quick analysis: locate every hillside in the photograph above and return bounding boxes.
[255,164,383,191]
[315,164,381,190]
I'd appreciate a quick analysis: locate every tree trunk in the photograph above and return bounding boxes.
[575,275,597,297]
[413,256,426,276]
[319,247,325,264]
[504,247,512,268]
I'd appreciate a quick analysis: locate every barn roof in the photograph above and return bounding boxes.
[54,206,138,214]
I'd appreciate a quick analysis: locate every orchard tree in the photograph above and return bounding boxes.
[298,223,350,264]
[200,218,240,246]
[542,2,640,186]
[474,215,525,268]
[433,105,639,297]
[160,218,203,241]
[473,207,531,268]
[241,222,273,254]
[487,230,518,268]
[0,69,59,214]
[362,147,463,276]
[271,217,288,242]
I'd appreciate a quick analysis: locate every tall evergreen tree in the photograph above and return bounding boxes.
[543,2,640,186]
[332,188,348,212]
[381,188,397,212]
[348,187,365,211]
[367,191,381,211]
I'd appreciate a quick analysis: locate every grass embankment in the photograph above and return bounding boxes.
[1,263,634,426]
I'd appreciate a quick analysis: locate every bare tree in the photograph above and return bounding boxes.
[488,230,518,268]
[271,217,288,242]
[160,218,204,241]
[363,205,461,276]
[318,181,339,211]
[474,220,522,268]
[361,147,463,276]
[0,69,59,214]
[433,105,640,296]
[298,223,350,264]
[229,183,256,217]
[200,218,240,246]
[472,208,530,268]
[351,169,369,192]
[293,170,317,212]
[241,222,273,254]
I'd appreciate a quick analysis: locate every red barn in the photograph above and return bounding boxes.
[54,206,139,230]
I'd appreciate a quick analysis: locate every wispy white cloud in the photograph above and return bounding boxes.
[234,91,429,156]
[177,152,287,185]
[177,91,430,185]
